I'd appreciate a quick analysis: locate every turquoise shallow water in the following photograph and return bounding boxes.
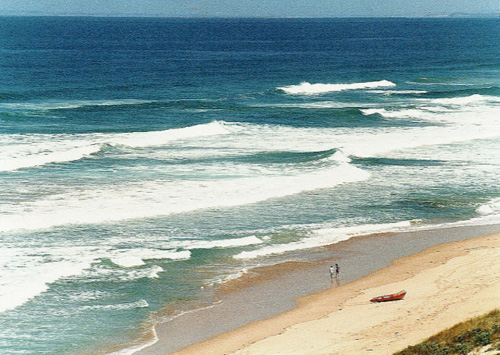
[0,17,499,354]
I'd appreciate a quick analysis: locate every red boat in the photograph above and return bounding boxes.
[370,290,406,303]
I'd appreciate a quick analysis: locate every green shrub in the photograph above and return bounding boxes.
[474,330,491,346]
[454,343,469,355]
[394,309,500,355]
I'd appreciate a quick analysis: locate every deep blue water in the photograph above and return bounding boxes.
[0,17,499,354]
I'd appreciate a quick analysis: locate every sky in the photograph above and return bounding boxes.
[0,0,498,17]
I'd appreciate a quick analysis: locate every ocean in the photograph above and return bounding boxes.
[0,16,499,354]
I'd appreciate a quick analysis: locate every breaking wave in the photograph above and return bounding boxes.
[278,80,396,95]
[476,198,500,218]
[0,258,92,313]
[0,121,231,172]
[0,163,370,232]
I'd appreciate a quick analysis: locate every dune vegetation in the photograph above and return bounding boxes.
[395,309,500,355]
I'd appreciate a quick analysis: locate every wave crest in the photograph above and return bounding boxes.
[0,143,102,172]
[0,121,230,172]
[108,121,230,148]
[278,80,396,95]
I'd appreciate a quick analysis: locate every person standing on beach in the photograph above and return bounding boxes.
[329,265,335,279]
[335,263,340,278]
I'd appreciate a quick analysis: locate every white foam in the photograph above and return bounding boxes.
[7,100,498,233]
[0,163,370,232]
[177,236,263,250]
[237,104,498,156]
[426,94,500,106]
[110,250,191,268]
[0,257,92,313]
[370,90,428,95]
[351,101,500,157]
[234,213,500,261]
[362,95,500,123]
[86,264,166,282]
[0,244,190,314]
[107,121,231,148]
[106,327,159,355]
[1,145,101,172]
[330,149,351,163]
[111,256,146,268]
[278,80,396,95]
[81,299,149,311]
[146,265,164,279]
[476,198,500,216]
[233,221,414,259]
[0,244,115,314]
[205,268,249,287]
[2,94,498,232]
[0,121,230,172]
[67,290,109,302]
[361,108,434,119]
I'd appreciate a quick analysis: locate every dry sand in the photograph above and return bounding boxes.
[174,232,500,355]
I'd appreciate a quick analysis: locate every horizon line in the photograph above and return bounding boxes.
[0,12,498,19]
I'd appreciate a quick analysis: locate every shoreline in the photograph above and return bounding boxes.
[136,223,500,354]
[190,231,500,355]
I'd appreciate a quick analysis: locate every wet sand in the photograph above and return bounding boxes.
[137,224,500,354]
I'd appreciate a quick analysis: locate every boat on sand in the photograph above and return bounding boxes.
[370,290,406,303]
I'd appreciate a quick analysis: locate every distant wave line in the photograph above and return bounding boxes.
[277,80,396,95]
[0,99,157,111]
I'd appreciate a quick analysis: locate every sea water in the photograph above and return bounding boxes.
[0,17,499,354]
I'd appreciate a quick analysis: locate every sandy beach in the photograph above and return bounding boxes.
[165,230,500,355]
